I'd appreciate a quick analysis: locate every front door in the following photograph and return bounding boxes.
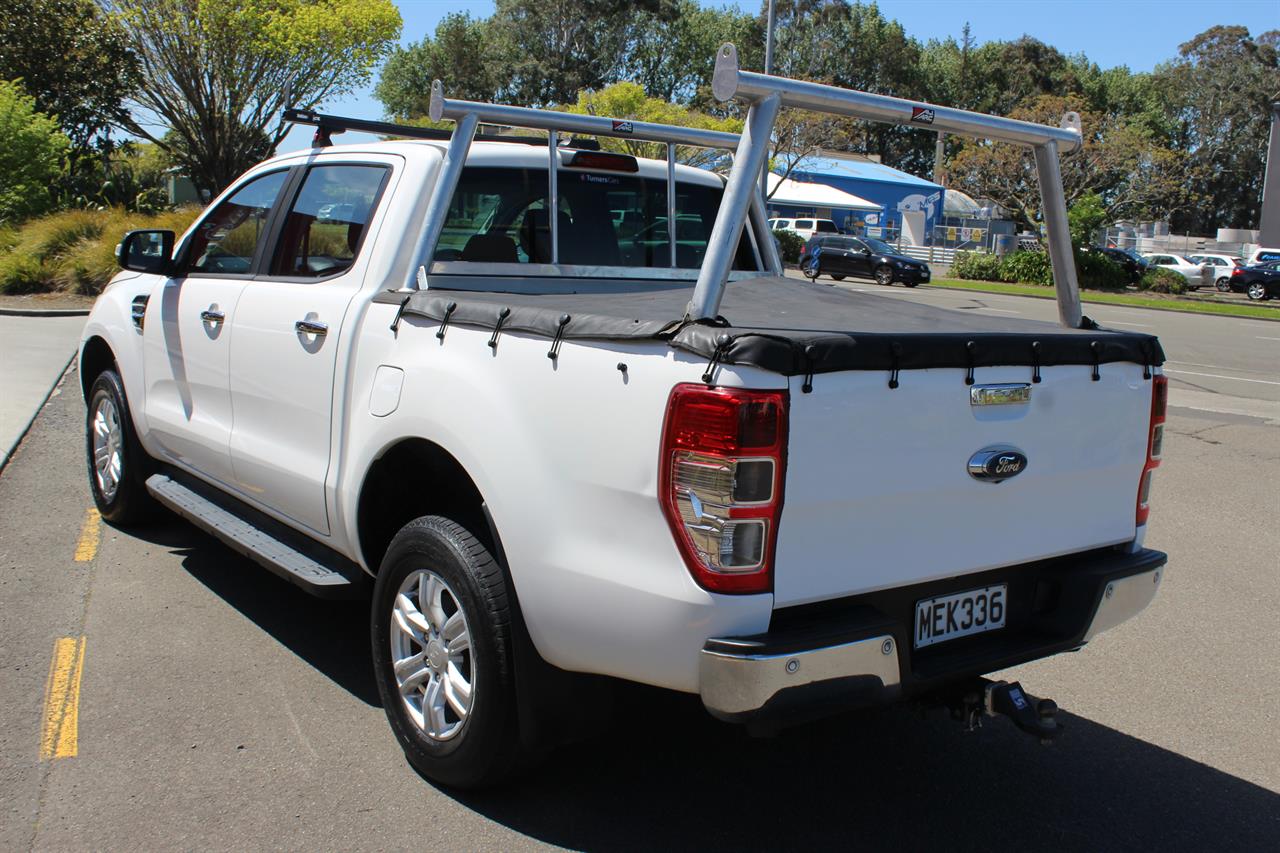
[142,169,290,485]
[227,161,392,535]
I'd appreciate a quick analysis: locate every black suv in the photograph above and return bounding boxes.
[800,235,930,287]
[1092,246,1148,283]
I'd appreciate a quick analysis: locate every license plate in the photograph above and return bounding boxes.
[914,584,1007,649]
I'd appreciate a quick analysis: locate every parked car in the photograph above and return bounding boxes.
[1143,253,1212,289]
[1187,254,1243,291]
[801,234,930,286]
[1092,246,1147,283]
[1230,260,1280,300]
[769,217,840,241]
[84,70,1168,789]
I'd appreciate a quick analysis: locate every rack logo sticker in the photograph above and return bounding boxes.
[612,120,634,133]
[911,107,935,124]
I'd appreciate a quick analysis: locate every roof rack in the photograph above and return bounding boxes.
[282,108,600,150]
[699,43,1086,329]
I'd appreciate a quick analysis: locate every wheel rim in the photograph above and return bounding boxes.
[1248,283,1265,299]
[1217,278,1229,291]
[91,396,123,502]
[390,569,475,741]
[876,267,892,285]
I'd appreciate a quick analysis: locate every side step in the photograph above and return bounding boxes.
[146,472,369,599]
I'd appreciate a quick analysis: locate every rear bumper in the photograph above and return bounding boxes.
[699,546,1166,726]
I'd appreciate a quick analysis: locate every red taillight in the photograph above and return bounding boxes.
[659,384,787,594]
[564,150,639,172]
[1136,375,1168,526]
[1232,267,1243,276]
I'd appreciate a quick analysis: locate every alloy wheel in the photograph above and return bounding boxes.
[390,569,475,741]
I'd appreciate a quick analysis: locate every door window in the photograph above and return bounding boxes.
[268,164,390,278]
[795,220,815,230]
[815,220,838,233]
[184,171,289,275]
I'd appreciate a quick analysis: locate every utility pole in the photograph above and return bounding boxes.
[1260,99,1280,248]
[760,0,777,200]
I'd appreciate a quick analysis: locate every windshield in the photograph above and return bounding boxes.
[862,237,895,255]
[435,166,758,271]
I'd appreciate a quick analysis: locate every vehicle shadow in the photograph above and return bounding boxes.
[123,520,380,707]
[455,695,1280,852]
[120,522,1279,851]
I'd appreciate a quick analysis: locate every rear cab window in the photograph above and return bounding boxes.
[434,165,759,272]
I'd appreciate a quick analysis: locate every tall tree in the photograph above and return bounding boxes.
[0,0,138,151]
[1155,26,1280,232]
[376,13,499,116]
[947,95,1192,229]
[487,0,675,107]
[111,0,401,197]
[625,1,759,103]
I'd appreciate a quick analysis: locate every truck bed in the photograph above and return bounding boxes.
[379,275,1164,376]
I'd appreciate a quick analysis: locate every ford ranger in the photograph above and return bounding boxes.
[79,46,1168,788]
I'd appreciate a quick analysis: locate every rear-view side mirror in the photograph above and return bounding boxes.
[116,229,175,275]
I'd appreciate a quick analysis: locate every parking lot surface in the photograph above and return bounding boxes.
[1,290,1277,850]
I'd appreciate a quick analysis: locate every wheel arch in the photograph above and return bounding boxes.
[79,335,117,401]
[355,436,495,575]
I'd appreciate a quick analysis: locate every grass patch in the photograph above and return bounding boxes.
[0,207,200,295]
[928,278,1280,321]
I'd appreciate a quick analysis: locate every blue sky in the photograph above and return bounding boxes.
[279,0,1279,152]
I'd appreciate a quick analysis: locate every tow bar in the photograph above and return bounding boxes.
[952,679,1063,744]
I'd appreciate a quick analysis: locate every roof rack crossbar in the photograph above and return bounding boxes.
[695,43,1086,329]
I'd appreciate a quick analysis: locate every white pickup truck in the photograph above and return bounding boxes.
[79,48,1169,788]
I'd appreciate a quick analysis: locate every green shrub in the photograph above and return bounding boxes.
[998,249,1053,285]
[1074,249,1128,291]
[0,81,70,224]
[772,228,804,264]
[0,206,201,294]
[1138,267,1187,294]
[950,249,1002,281]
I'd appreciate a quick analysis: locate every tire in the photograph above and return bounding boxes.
[802,259,820,280]
[902,278,919,288]
[874,265,894,286]
[371,516,522,789]
[831,274,846,281]
[1247,281,1269,301]
[1216,277,1231,292]
[85,369,154,525]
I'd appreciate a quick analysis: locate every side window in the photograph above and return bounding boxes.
[816,220,838,233]
[185,171,288,275]
[795,219,815,230]
[269,164,389,278]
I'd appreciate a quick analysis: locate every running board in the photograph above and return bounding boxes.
[146,472,369,599]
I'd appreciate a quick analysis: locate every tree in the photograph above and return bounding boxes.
[1155,26,1280,232]
[947,95,1192,230]
[1067,191,1108,247]
[625,1,759,103]
[487,0,674,107]
[376,13,500,117]
[111,0,401,197]
[558,82,742,169]
[0,81,70,222]
[0,0,138,150]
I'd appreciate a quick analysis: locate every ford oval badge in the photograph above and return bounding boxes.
[968,447,1028,483]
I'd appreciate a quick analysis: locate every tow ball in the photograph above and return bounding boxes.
[952,679,1062,744]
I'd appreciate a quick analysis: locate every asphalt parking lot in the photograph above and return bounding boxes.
[1,286,1278,851]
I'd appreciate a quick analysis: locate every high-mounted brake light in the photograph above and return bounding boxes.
[564,150,639,172]
[1136,374,1167,526]
[659,384,787,594]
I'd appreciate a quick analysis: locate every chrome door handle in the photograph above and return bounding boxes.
[200,309,225,324]
[295,319,328,336]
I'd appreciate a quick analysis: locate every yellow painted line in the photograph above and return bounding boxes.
[73,508,100,562]
[40,636,87,760]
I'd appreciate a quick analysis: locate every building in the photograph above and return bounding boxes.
[779,151,945,245]
[764,173,882,230]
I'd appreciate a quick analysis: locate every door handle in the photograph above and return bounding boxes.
[200,308,225,324]
[295,319,328,336]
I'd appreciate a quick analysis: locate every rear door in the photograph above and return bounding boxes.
[226,159,395,535]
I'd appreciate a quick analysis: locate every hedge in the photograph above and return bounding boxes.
[951,248,1127,291]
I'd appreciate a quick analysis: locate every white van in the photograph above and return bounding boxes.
[769,217,840,241]
[1246,247,1280,267]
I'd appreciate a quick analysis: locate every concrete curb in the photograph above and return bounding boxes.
[0,354,77,476]
[0,307,91,317]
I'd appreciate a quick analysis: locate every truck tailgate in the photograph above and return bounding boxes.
[774,363,1154,607]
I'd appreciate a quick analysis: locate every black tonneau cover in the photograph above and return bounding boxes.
[377,275,1164,376]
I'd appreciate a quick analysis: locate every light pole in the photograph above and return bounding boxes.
[760,0,777,200]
